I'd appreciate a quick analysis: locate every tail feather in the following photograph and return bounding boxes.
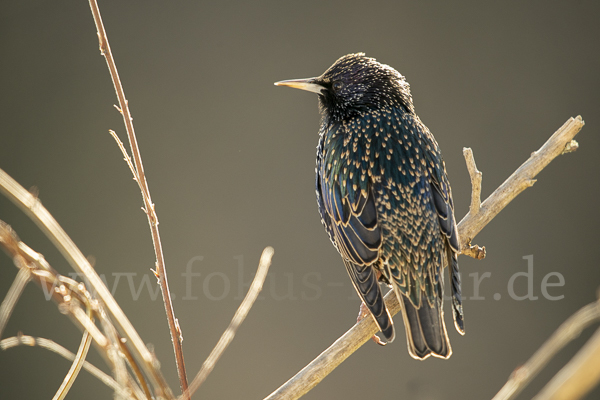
[448,251,465,335]
[399,294,451,360]
[344,260,395,342]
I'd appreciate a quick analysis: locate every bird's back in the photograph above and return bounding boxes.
[316,105,460,358]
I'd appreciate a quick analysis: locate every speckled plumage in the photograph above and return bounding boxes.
[276,53,464,359]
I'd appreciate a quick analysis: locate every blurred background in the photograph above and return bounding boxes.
[1,1,599,399]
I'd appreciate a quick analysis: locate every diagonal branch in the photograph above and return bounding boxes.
[263,116,585,400]
[264,292,400,400]
[87,1,188,397]
[533,327,600,400]
[493,298,600,400]
[457,116,584,249]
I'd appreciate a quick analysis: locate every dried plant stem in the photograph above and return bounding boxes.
[0,219,164,399]
[0,334,133,398]
[183,247,275,399]
[263,116,585,400]
[0,171,171,397]
[53,308,93,400]
[0,267,31,338]
[87,0,188,397]
[493,299,600,400]
[532,327,600,400]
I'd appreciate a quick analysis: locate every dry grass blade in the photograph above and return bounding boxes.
[0,267,31,338]
[53,308,94,400]
[1,334,134,399]
[0,168,167,394]
[184,246,274,399]
[0,218,160,399]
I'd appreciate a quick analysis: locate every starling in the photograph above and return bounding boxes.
[275,53,464,360]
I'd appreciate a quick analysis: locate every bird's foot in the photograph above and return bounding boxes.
[357,302,387,346]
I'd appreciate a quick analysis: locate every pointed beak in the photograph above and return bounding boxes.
[274,77,324,94]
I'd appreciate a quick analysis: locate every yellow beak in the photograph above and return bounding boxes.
[274,78,324,94]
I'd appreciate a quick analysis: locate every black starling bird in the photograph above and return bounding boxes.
[275,53,464,360]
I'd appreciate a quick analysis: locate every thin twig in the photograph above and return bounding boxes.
[533,325,600,400]
[463,147,482,215]
[183,247,274,399]
[109,129,152,209]
[263,116,585,400]
[53,307,93,400]
[87,1,188,396]
[0,334,134,399]
[0,267,31,339]
[492,299,600,400]
[460,147,486,259]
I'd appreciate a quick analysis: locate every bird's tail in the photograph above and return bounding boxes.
[398,293,451,360]
[449,251,465,335]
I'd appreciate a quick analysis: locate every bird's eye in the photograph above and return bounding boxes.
[332,81,344,91]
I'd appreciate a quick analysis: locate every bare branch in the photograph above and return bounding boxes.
[457,116,584,250]
[265,291,400,400]
[263,116,585,400]
[184,247,274,399]
[87,1,188,396]
[493,299,600,400]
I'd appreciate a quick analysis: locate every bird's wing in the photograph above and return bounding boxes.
[316,145,392,340]
[316,123,383,266]
[428,151,464,333]
[429,171,459,252]
[317,169,381,266]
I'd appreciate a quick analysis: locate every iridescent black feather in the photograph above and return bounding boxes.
[277,53,464,359]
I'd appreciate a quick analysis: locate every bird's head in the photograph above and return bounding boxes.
[275,53,414,123]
